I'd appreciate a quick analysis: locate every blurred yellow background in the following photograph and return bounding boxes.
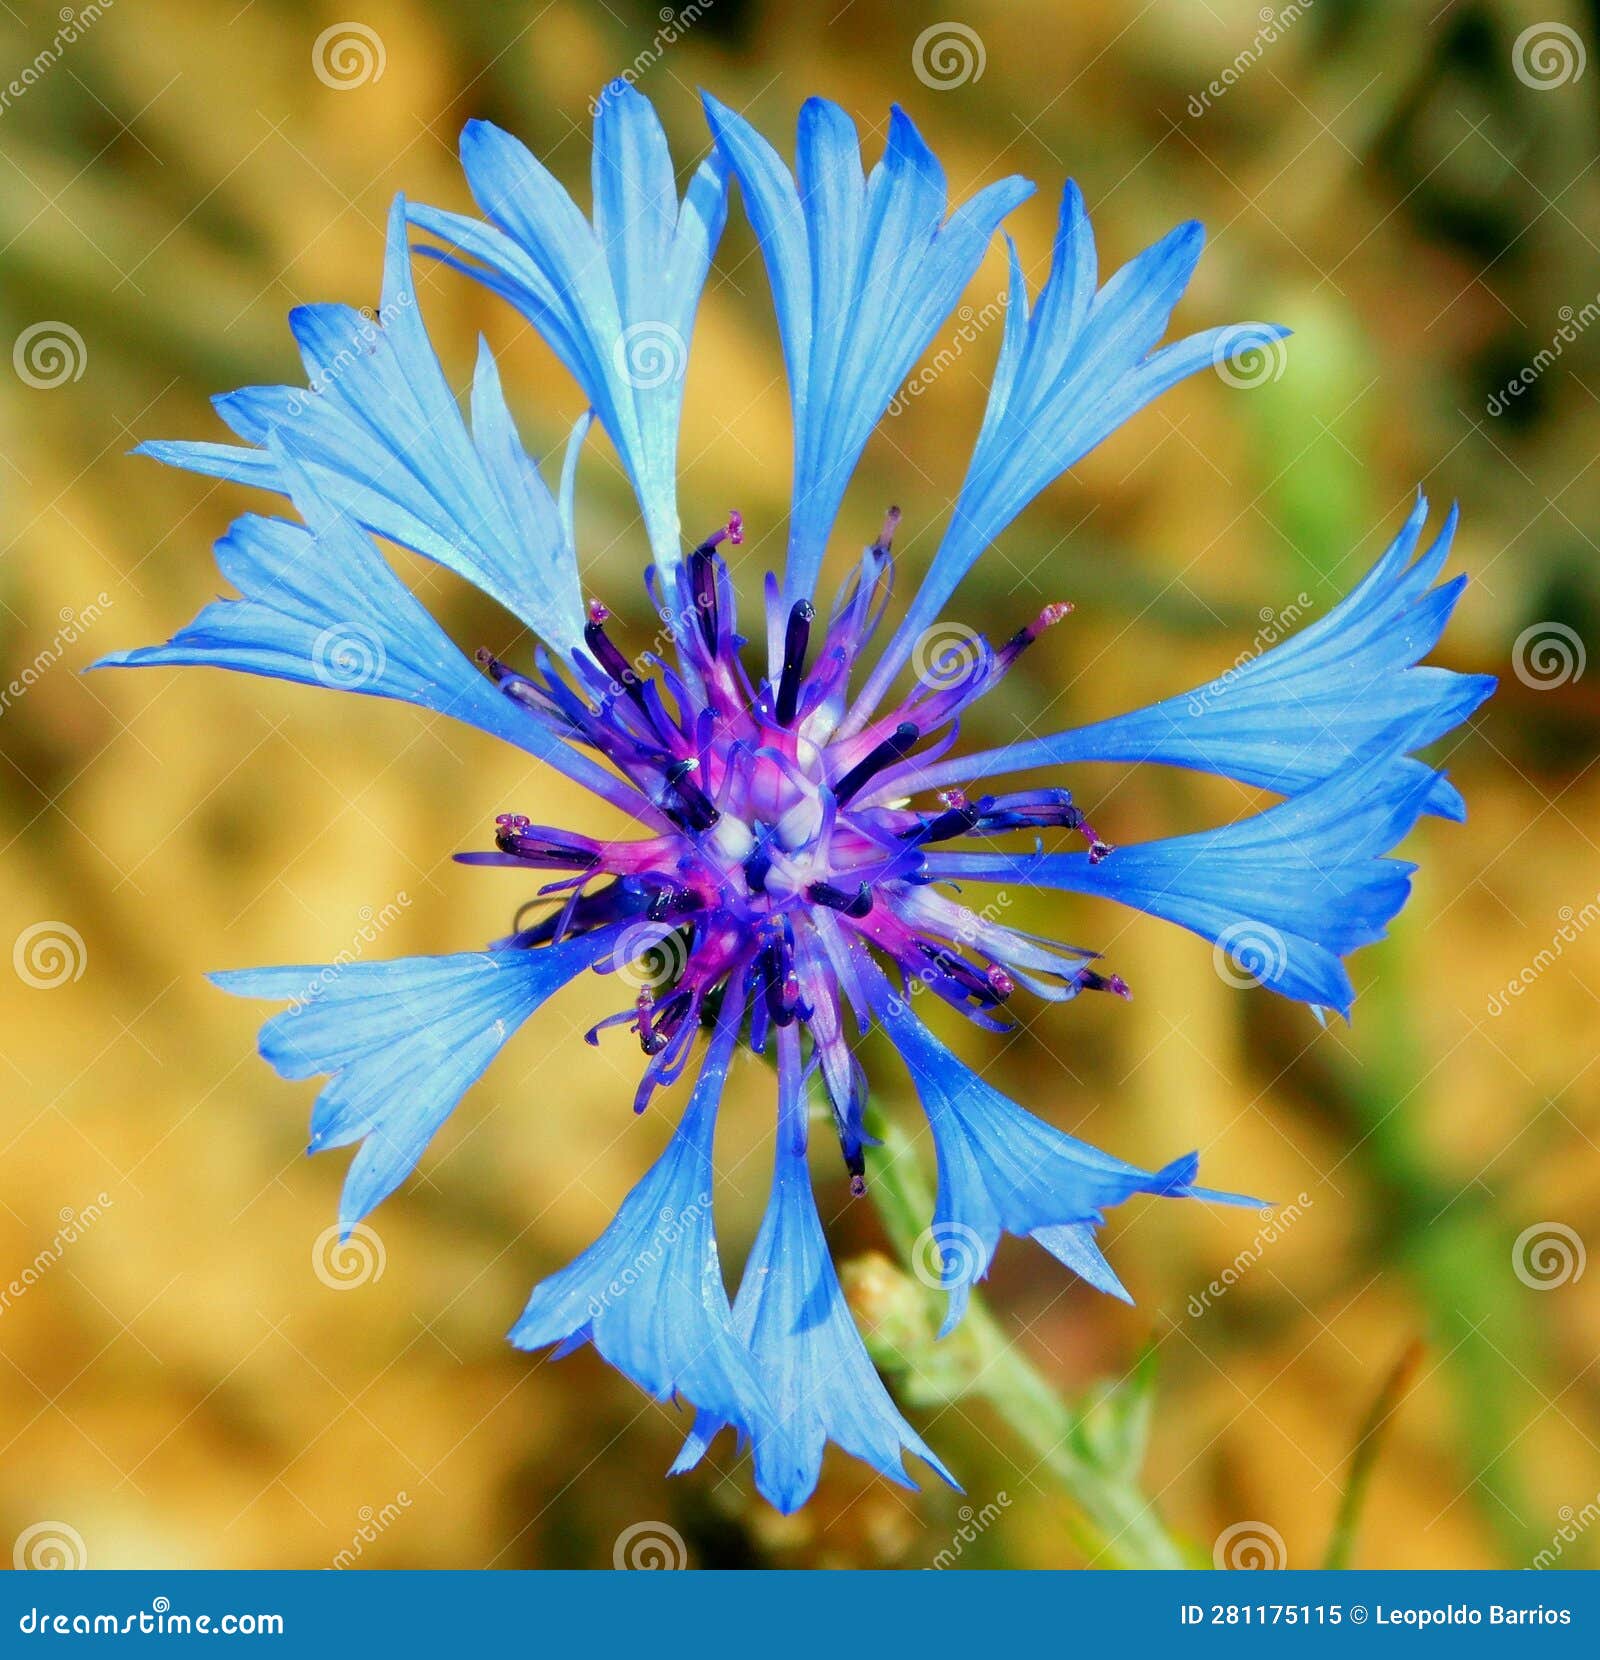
[1,0,1596,1570]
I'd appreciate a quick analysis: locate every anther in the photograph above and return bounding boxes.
[832,721,919,804]
[998,601,1074,669]
[872,506,901,555]
[807,881,873,918]
[775,598,814,725]
[663,757,720,831]
[583,605,649,711]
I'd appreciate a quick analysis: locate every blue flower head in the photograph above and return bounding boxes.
[102,83,1493,1513]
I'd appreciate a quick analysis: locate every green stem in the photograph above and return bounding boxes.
[1323,1339,1425,1570]
[861,1114,1193,1570]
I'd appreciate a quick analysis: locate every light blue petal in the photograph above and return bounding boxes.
[704,93,1032,628]
[855,183,1286,716]
[873,980,1247,1333]
[95,443,655,819]
[408,83,729,565]
[509,1006,770,1443]
[924,720,1437,1017]
[932,498,1494,820]
[212,926,621,1231]
[139,198,589,661]
[671,1028,953,1513]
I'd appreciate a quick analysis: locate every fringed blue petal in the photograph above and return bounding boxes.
[924,720,1436,1018]
[94,444,655,820]
[935,497,1494,820]
[137,199,590,661]
[671,1028,954,1513]
[211,927,620,1231]
[856,183,1285,716]
[509,1005,770,1444]
[873,979,1252,1332]
[407,82,729,564]
[703,93,1032,626]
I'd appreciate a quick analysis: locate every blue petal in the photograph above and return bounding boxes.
[704,94,1032,627]
[509,1006,770,1444]
[873,983,1250,1333]
[856,183,1286,714]
[924,720,1437,1018]
[95,444,655,820]
[938,497,1494,820]
[408,83,729,564]
[138,199,590,661]
[671,1029,954,1513]
[211,926,621,1231]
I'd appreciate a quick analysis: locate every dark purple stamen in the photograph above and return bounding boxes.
[662,758,720,831]
[807,881,873,918]
[913,797,983,844]
[832,721,919,804]
[583,602,649,714]
[775,598,814,725]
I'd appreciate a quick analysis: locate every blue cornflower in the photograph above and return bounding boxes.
[101,85,1492,1513]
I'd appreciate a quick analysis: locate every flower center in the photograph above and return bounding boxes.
[468,511,1120,1174]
